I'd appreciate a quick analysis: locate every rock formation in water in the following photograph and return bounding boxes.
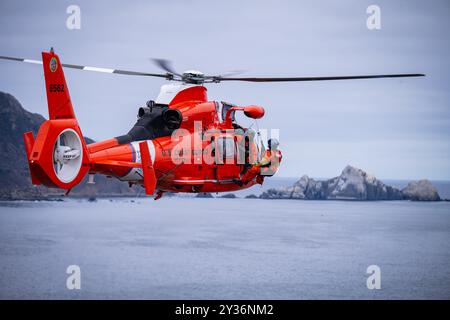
[260,165,440,201]
[220,193,237,198]
[401,180,440,201]
[196,192,214,198]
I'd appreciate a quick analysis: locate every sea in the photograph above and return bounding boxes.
[0,181,449,299]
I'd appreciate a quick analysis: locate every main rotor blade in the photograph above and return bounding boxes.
[151,58,181,76]
[0,55,42,65]
[1,55,425,84]
[204,69,246,80]
[0,55,169,78]
[215,73,425,82]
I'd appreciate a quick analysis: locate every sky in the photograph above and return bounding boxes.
[0,0,449,180]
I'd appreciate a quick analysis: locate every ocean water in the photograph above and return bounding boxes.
[0,198,449,299]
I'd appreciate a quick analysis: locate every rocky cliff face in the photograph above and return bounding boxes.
[0,92,45,198]
[0,91,140,199]
[402,180,440,201]
[326,165,403,200]
[261,165,440,201]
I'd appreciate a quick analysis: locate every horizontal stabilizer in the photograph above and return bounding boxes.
[139,141,157,195]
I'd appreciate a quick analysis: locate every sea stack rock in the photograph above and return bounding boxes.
[259,187,291,199]
[326,165,403,200]
[196,192,214,198]
[260,165,404,200]
[402,180,441,201]
[260,175,324,199]
[289,175,325,199]
[220,193,237,199]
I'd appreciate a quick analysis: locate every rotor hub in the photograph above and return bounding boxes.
[182,70,205,84]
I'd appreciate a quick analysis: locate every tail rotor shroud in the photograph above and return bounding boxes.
[52,129,82,183]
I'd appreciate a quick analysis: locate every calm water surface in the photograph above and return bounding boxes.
[0,198,449,299]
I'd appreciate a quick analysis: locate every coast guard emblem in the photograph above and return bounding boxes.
[50,57,58,72]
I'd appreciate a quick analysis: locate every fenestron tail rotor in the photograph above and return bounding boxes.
[52,129,82,183]
[0,54,425,85]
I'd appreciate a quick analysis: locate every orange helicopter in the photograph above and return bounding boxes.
[0,49,424,199]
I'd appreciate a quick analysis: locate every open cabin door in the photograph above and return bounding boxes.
[215,136,241,181]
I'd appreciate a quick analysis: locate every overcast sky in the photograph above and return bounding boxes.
[0,0,449,179]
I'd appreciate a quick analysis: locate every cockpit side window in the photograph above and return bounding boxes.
[220,101,236,123]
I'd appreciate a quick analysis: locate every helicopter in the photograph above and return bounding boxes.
[0,49,424,199]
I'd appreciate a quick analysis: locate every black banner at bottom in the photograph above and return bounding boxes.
[0,300,446,318]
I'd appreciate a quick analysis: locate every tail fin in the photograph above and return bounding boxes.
[42,49,76,119]
[23,49,89,190]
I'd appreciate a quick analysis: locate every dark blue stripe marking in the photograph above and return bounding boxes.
[123,143,135,176]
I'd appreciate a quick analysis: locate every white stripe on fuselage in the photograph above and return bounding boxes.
[119,140,155,181]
